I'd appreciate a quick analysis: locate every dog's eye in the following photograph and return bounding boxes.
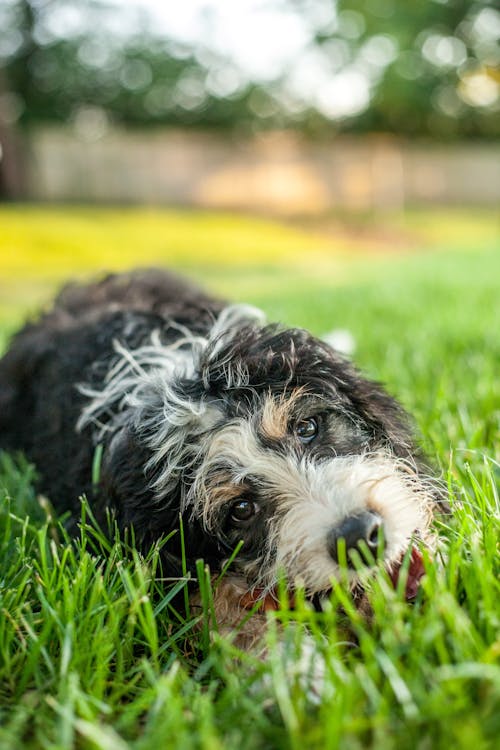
[230,499,257,523]
[295,417,319,444]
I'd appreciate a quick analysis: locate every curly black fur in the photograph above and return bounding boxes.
[0,269,437,589]
[0,270,222,525]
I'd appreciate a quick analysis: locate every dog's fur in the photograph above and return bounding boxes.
[0,269,440,649]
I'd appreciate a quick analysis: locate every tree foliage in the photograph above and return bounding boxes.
[0,0,498,138]
[331,0,500,137]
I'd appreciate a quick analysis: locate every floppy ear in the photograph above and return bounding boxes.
[98,425,189,575]
[99,420,228,576]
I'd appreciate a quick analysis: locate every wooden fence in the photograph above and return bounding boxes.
[17,127,500,213]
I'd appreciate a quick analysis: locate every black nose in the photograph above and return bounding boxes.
[327,511,384,566]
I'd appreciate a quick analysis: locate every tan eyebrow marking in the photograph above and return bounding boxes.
[197,469,251,530]
[260,390,305,441]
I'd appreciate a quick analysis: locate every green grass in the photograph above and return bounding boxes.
[0,205,499,749]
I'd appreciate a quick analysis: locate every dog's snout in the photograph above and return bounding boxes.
[327,511,384,566]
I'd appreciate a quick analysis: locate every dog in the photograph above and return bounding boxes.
[0,269,441,651]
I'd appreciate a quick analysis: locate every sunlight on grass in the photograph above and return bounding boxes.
[0,204,498,334]
[0,204,340,330]
[0,205,336,276]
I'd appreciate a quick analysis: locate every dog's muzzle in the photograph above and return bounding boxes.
[327,511,384,566]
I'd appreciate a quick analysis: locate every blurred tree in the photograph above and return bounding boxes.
[0,66,25,198]
[0,0,498,143]
[328,0,500,138]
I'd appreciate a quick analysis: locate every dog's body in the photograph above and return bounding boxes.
[0,269,439,649]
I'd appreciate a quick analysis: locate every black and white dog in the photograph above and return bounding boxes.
[0,269,440,649]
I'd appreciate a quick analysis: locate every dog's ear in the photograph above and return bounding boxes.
[99,425,189,574]
[99,427,158,529]
[99,422,225,576]
[350,378,416,453]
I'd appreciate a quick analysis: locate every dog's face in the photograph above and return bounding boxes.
[79,306,436,598]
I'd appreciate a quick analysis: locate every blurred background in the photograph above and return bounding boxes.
[0,0,499,467]
[1,0,499,207]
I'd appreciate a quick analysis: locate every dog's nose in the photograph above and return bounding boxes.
[327,511,384,566]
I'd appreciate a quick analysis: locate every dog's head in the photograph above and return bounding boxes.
[79,306,439,600]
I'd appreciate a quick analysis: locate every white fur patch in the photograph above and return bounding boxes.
[190,419,432,594]
[76,304,267,500]
[267,453,428,593]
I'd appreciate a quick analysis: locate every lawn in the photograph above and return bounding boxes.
[0,205,499,749]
